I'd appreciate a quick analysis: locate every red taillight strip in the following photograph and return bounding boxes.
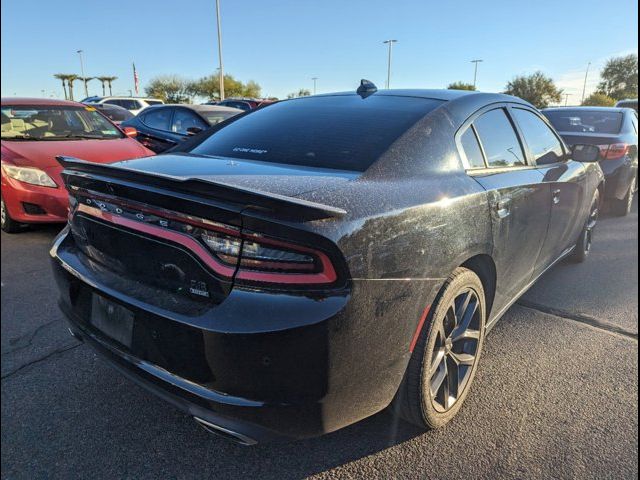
[409,305,432,352]
[76,203,337,286]
[77,203,237,278]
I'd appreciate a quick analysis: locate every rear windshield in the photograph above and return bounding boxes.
[189,95,443,171]
[145,100,164,106]
[201,110,241,126]
[544,110,623,134]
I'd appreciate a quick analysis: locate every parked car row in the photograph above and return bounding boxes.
[119,104,242,153]
[80,96,164,115]
[1,86,637,446]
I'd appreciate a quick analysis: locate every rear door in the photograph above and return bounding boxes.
[458,105,550,319]
[510,106,588,275]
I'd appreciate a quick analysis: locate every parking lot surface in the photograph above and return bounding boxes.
[1,201,638,480]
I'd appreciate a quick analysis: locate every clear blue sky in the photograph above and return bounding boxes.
[1,0,637,103]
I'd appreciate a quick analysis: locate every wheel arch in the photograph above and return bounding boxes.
[460,254,497,319]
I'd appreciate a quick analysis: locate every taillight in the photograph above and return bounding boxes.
[73,193,338,286]
[598,143,629,160]
[200,228,336,284]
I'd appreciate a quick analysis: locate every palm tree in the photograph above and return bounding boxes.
[103,76,118,96]
[96,76,110,96]
[53,73,70,100]
[79,77,95,98]
[66,74,80,101]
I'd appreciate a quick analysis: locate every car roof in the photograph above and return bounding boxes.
[542,106,627,113]
[308,89,533,122]
[1,97,83,107]
[146,104,243,114]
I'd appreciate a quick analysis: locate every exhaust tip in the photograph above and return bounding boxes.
[193,417,257,446]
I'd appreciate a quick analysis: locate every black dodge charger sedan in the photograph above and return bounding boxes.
[51,84,603,444]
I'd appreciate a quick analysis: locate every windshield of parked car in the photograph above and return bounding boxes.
[543,110,623,134]
[0,105,124,140]
[189,95,443,171]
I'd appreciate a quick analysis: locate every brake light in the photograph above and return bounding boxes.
[74,194,337,286]
[598,143,629,160]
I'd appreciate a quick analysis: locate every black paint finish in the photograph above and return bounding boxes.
[51,89,604,441]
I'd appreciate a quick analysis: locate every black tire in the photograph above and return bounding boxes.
[1,197,23,233]
[610,175,636,217]
[392,267,486,429]
[571,189,600,263]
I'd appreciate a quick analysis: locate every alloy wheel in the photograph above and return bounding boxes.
[429,288,482,412]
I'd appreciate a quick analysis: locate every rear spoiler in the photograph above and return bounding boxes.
[56,156,346,221]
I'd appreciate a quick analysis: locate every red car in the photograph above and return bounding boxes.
[1,98,154,233]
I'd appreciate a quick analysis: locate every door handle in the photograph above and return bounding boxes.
[553,189,561,205]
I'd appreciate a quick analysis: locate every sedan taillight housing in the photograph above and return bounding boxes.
[598,143,630,160]
[74,194,338,287]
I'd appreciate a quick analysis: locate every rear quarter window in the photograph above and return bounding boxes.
[189,95,443,172]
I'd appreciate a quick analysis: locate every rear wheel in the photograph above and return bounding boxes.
[571,189,599,263]
[610,174,636,217]
[393,267,486,429]
[1,197,23,233]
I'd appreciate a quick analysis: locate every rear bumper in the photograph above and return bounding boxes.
[51,227,442,440]
[1,174,68,223]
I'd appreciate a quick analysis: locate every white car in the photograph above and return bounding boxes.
[80,96,164,115]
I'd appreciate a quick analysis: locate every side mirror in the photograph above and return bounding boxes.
[572,144,600,163]
[186,126,203,136]
[123,126,137,138]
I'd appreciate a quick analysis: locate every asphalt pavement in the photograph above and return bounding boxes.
[1,200,638,480]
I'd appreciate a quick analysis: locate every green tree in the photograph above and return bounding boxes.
[54,73,71,100]
[504,71,563,108]
[286,88,311,99]
[596,54,638,100]
[447,81,476,91]
[145,75,194,103]
[102,76,118,96]
[66,74,80,101]
[79,77,95,98]
[582,92,616,107]
[190,74,261,101]
[96,76,111,96]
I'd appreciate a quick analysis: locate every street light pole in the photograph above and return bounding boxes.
[471,59,483,88]
[383,40,397,89]
[215,0,225,101]
[564,93,571,106]
[581,62,591,104]
[77,50,88,98]
[312,77,318,95]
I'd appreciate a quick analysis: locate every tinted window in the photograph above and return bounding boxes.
[512,108,564,165]
[145,99,164,106]
[221,101,251,111]
[543,110,623,134]
[190,95,443,171]
[142,108,172,131]
[172,109,208,134]
[105,99,139,110]
[473,109,526,167]
[460,127,486,168]
[200,110,240,126]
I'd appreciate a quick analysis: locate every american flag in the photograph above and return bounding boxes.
[133,63,139,95]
